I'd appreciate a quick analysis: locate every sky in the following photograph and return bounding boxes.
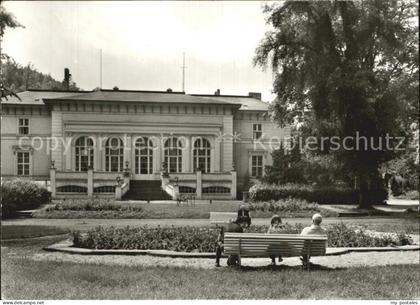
[3,1,277,101]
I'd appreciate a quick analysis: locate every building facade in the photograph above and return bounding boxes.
[1,89,290,200]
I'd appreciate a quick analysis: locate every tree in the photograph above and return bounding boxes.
[263,140,306,184]
[1,4,24,101]
[255,1,418,207]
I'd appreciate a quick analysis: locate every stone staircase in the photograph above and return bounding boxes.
[122,180,173,201]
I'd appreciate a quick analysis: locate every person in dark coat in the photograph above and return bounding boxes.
[236,204,251,228]
[215,218,244,267]
[267,214,285,265]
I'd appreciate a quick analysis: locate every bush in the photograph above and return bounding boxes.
[249,197,320,213]
[47,198,143,212]
[249,183,388,205]
[1,179,50,219]
[73,223,412,252]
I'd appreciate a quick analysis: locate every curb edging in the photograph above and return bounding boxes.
[43,240,420,259]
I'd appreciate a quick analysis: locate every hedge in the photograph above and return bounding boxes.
[248,183,388,205]
[1,179,50,219]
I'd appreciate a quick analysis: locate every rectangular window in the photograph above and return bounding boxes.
[251,155,263,178]
[18,118,29,135]
[253,124,262,140]
[17,151,30,176]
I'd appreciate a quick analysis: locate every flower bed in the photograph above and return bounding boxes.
[46,199,144,212]
[72,223,413,252]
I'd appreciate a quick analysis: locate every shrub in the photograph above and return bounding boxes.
[249,198,320,213]
[249,183,388,205]
[1,179,50,219]
[73,223,412,252]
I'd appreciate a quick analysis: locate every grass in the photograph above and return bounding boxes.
[1,257,419,299]
[1,225,69,240]
[33,201,336,219]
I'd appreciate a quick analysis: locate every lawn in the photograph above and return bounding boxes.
[1,257,418,299]
[1,225,69,240]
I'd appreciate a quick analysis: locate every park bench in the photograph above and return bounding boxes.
[209,212,237,225]
[224,233,328,269]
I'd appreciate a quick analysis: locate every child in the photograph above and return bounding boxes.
[267,214,284,265]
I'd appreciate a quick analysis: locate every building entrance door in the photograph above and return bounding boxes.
[133,137,155,180]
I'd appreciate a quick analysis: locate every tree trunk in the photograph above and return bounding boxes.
[358,177,370,208]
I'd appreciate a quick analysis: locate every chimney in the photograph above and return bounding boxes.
[215,89,220,96]
[63,68,71,91]
[248,92,261,100]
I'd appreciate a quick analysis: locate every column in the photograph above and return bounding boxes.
[154,135,162,174]
[123,134,132,171]
[222,116,234,171]
[51,111,64,170]
[181,136,189,173]
[214,135,221,172]
[87,168,93,197]
[186,136,192,172]
[64,134,72,171]
[231,171,237,199]
[196,170,202,199]
[50,165,56,198]
[94,134,102,171]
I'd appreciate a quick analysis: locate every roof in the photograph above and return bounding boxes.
[1,90,87,106]
[2,89,269,110]
[192,95,270,111]
[43,90,241,107]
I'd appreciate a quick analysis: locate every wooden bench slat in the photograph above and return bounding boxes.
[225,233,327,240]
[223,232,327,267]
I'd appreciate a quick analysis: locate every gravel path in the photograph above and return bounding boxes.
[6,247,419,270]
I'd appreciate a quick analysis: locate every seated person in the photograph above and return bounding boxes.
[267,214,285,265]
[237,204,251,228]
[300,213,327,266]
[215,217,246,267]
[301,213,326,235]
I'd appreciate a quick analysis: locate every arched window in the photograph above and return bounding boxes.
[105,137,124,172]
[135,137,153,174]
[164,137,182,173]
[75,136,94,172]
[193,138,211,173]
